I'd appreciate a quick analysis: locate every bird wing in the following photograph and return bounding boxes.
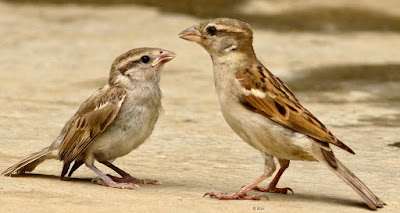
[59,86,127,177]
[235,64,354,154]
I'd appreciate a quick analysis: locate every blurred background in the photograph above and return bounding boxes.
[0,1,399,212]
[5,0,400,32]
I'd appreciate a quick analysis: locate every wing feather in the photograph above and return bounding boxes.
[58,86,127,177]
[236,64,355,154]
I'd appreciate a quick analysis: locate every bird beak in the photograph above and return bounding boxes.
[152,50,176,67]
[178,26,202,43]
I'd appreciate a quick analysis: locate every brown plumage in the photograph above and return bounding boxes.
[236,64,355,155]
[2,48,175,189]
[59,87,127,178]
[180,17,384,209]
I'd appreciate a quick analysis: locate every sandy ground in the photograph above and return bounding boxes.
[0,1,399,212]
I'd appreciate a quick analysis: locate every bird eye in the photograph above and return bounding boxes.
[140,55,150,64]
[206,26,217,36]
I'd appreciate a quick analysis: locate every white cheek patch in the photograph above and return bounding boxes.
[224,44,237,52]
[115,73,134,85]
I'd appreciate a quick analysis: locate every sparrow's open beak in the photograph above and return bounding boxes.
[178,26,202,43]
[152,50,176,67]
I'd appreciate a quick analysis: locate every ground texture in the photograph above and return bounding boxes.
[0,1,399,212]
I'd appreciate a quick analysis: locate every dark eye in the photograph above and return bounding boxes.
[206,26,217,36]
[141,55,150,63]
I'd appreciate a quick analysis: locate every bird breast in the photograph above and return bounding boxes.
[213,64,316,161]
[90,83,162,161]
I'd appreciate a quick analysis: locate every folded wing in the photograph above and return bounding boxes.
[236,64,354,154]
[58,86,127,177]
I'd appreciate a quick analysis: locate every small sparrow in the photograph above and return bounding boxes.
[2,47,175,189]
[179,18,384,209]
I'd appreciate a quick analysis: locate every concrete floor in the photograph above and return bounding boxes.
[0,1,399,212]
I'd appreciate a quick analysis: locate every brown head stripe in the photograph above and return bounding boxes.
[118,59,140,73]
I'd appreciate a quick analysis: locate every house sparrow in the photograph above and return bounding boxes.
[2,47,175,189]
[179,18,385,209]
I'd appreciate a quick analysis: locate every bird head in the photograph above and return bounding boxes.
[179,18,254,57]
[109,48,175,87]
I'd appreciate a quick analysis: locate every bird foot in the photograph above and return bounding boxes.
[133,178,160,185]
[107,174,161,185]
[252,186,293,194]
[92,178,138,189]
[204,191,267,200]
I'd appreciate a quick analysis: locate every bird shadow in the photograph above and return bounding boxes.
[6,172,165,187]
[274,192,369,210]
[5,0,400,33]
[9,173,92,183]
[388,142,400,148]
[287,63,400,104]
[282,63,400,128]
[5,173,376,209]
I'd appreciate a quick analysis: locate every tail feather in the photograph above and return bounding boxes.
[336,139,355,155]
[68,160,84,177]
[60,162,71,179]
[320,148,385,210]
[2,147,53,176]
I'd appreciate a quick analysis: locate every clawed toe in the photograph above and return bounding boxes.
[204,192,266,200]
[286,187,294,194]
[135,179,160,185]
[92,178,138,189]
[106,174,160,185]
[252,186,294,194]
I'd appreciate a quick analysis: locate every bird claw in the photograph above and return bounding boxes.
[252,186,294,195]
[106,174,160,185]
[137,179,161,185]
[92,178,138,189]
[204,192,267,200]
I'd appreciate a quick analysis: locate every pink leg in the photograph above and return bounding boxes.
[101,161,159,185]
[253,159,293,194]
[204,153,276,200]
[86,163,136,189]
[204,174,270,200]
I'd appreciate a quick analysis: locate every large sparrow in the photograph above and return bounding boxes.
[2,48,175,189]
[179,18,384,209]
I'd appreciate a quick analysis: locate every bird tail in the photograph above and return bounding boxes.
[319,148,385,210]
[2,147,54,176]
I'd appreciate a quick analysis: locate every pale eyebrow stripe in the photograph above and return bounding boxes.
[118,59,140,73]
[212,23,245,33]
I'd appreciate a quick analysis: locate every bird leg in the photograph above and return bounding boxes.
[204,174,271,200]
[204,153,276,200]
[86,163,136,189]
[252,159,293,194]
[100,161,159,185]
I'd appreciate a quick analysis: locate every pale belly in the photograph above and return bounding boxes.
[221,102,316,161]
[212,60,317,161]
[87,102,159,162]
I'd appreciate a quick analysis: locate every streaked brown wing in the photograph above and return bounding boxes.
[236,64,354,154]
[59,86,126,177]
